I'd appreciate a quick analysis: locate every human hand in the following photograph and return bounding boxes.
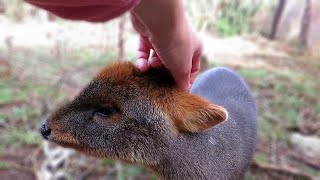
[130,0,202,92]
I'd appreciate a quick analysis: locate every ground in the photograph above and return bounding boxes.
[0,34,319,179]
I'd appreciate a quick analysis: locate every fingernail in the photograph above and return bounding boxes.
[136,59,148,72]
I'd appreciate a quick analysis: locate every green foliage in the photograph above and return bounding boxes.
[255,152,270,163]
[239,69,269,79]
[0,87,29,104]
[0,161,9,169]
[244,174,254,180]
[303,166,320,177]
[0,112,6,121]
[315,104,320,114]
[0,88,13,104]
[216,17,242,36]
[150,176,159,180]
[1,129,42,146]
[116,164,145,180]
[101,159,114,167]
[239,67,318,142]
[102,159,147,180]
[123,166,144,177]
[258,115,273,139]
[215,0,260,36]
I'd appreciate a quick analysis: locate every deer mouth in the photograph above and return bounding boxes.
[41,128,80,148]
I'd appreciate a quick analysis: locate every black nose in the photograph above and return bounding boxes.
[40,123,51,140]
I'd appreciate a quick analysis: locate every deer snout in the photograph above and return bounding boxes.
[40,123,52,140]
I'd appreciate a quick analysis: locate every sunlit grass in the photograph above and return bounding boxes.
[0,129,42,147]
[0,161,9,169]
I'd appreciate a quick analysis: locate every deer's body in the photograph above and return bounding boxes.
[153,68,258,179]
[40,62,257,180]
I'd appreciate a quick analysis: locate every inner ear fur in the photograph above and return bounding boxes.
[163,92,228,133]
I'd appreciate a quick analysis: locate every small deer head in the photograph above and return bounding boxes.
[40,62,227,165]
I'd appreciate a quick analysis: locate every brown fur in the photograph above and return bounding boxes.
[160,92,227,132]
[52,130,79,149]
[45,62,227,161]
[96,62,139,80]
[95,62,227,133]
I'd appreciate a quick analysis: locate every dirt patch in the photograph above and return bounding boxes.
[0,145,38,179]
[0,169,35,180]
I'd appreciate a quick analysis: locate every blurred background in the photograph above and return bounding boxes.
[0,0,319,179]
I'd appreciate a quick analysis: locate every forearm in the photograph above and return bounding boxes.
[24,0,140,22]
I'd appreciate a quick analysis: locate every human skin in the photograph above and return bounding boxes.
[130,0,202,91]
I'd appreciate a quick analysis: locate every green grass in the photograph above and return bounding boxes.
[0,88,14,104]
[102,160,148,180]
[13,106,37,119]
[1,129,42,147]
[0,112,6,121]
[244,174,254,180]
[239,65,319,178]
[239,69,269,79]
[315,104,320,114]
[238,67,319,142]
[0,161,9,169]
[0,81,29,103]
[123,165,144,178]
[115,165,145,180]
[101,159,115,167]
[303,166,320,178]
[254,152,270,164]
[0,47,118,151]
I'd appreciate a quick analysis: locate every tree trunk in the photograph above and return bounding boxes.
[299,0,312,48]
[269,0,286,40]
[0,0,5,14]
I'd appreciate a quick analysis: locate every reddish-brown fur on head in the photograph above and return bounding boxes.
[161,93,227,133]
[95,62,227,133]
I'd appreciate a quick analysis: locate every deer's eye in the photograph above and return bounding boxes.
[95,107,117,117]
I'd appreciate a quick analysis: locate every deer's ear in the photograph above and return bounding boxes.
[165,93,228,133]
